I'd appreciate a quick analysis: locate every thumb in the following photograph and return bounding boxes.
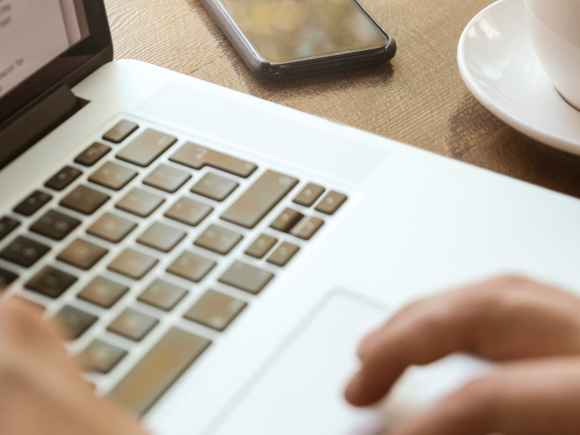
[388,357,580,435]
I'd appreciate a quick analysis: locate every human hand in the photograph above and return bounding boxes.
[0,297,147,435]
[345,276,580,435]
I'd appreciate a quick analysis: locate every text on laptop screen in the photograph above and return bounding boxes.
[0,0,89,98]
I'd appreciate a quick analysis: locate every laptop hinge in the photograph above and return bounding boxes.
[0,85,88,169]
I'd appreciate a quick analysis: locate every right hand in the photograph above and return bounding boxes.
[345,276,580,435]
[0,297,147,435]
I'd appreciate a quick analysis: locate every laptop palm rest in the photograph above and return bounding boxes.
[207,293,388,435]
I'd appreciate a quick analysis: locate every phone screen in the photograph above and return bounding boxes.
[218,0,388,63]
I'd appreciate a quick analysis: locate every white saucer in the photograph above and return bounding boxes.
[457,0,580,155]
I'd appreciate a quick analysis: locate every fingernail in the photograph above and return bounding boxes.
[356,338,371,359]
[357,329,380,359]
[345,371,362,401]
[362,327,381,345]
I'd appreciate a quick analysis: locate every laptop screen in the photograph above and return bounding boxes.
[0,0,90,99]
[0,0,111,169]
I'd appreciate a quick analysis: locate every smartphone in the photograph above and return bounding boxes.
[201,0,396,80]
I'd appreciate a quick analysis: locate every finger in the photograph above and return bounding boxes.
[386,379,494,435]
[0,299,147,435]
[0,297,45,344]
[0,297,78,388]
[0,296,64,348]
[346,275,580,406]
[356,327,383,361]
[388,358,580,435]
[361,275,580,361]
[11,297,66,341]
[10,296,44,314]
[345,280,493,406]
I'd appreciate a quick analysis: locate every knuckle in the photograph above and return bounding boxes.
[395,300,424,319]
[385,300,427,330]
[472,275,531,300]
[414,311,447,332]
[455,377,500,412]
[480,275,556,309]
[489,274,531,287]
[414,297,464,328]
[474,275,536,311]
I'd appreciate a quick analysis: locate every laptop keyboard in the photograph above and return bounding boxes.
[0,119,348,414]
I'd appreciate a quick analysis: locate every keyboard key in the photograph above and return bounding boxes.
[77,276,129,308]
[290,216,324,240]
[221,170,299,229]
[167,251,216,283]
[57,305,97,339]
[137,222,186,252]
[74,142,111,166]
[87,213,137,243]
[0,267,18,290]
[194,224,243,255]
[103,120,138,144]
[267,242,300,267]
[45,166,82,191]
[108,327,210,415]
[170,142,257,178]
[191,172,238,202]
[0,236,50,267]
[25,266,77,298]
[78,339,127,374]
[164,197,212,226]
[14,191,52,216]
[108,308,158,341]
[245,234,278,259]
[0,216,20,241]
[270,208,304,233]
[89,161,137,190]
[30,209,80,240]
[57,238,109,270]
[293,183,325,207]
[116,188,164,217]
[184,290,246,331]
[60,185,110,215]
[143,164,191,193]
[138,279,188,311]
[315,191,348,215]
[219,261,274,295]
[108,249,158,280]
[116,129,177,167]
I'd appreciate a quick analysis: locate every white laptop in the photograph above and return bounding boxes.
[2,1,580,434]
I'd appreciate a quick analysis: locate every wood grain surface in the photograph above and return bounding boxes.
[104,0,580,198]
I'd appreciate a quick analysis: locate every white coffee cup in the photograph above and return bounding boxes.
[524,0,580,110]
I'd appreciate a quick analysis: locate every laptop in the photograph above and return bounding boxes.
[2,1,580,434]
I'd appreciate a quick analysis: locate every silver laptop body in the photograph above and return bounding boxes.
[1,2,580,434]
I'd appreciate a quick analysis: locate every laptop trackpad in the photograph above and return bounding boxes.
[210,293,388,435]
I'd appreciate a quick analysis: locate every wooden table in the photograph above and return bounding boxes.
[104,0,580,198]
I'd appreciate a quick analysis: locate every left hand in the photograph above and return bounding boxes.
[0,297,148,435]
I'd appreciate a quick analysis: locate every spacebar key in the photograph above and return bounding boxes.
[108,328,211,415]
[221,170,299,229]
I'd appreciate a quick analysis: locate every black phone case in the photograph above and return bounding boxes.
[200,0,397,80]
